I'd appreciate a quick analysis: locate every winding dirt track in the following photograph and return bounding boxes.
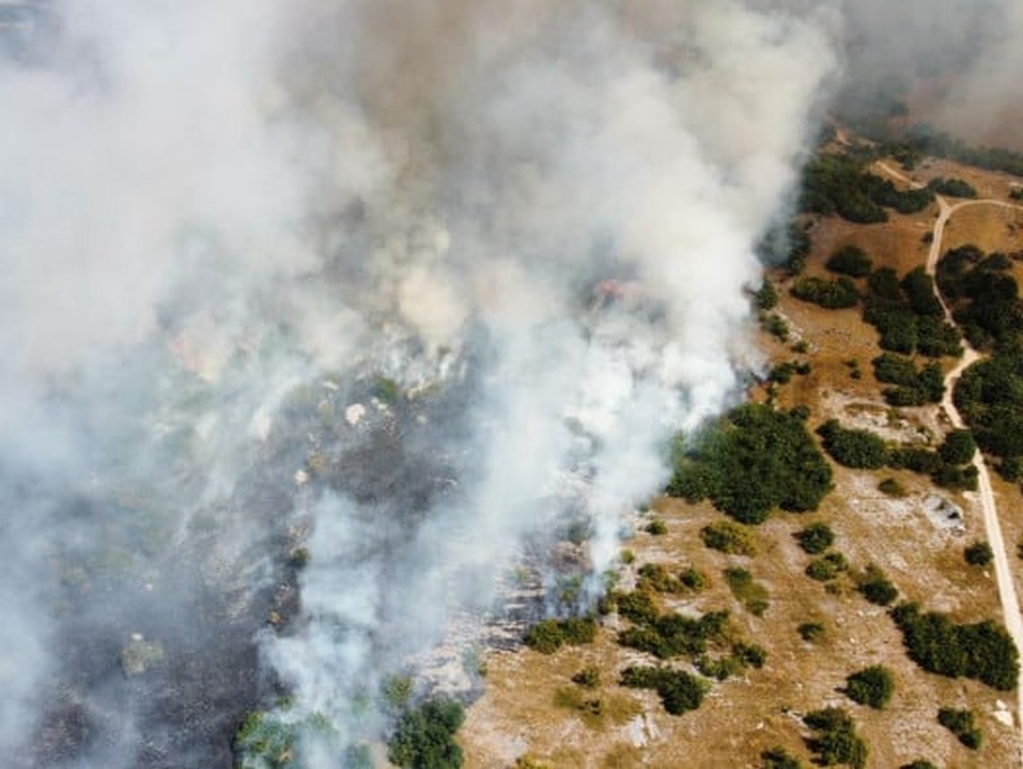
[899,165,1023,764]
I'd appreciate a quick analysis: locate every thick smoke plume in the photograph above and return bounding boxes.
[2,1,1014,767]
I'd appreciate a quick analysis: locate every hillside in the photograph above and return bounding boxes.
[456,140,1023,769]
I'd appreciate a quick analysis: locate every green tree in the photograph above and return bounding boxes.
[388,697,466,769]
[845,665,894,709]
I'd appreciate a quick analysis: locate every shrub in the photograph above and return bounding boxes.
[939,429,977,465]
[901,761,938,769]
[799,622,825,642]
[701,521,757,556]
[937,707,982,750]
[572,665,601,688]
[796,522,835,555]
[724,567,770,617]
[668,404,832,524]
[964,541,994,566]
[826,245,873,278]
[524,618,597,654]
[803,708,868,769]
[678,567,706,591]
[878,477,906,497]
[845,665,895,709]
[891,602,1019,690]
[806,552,848,583]
[645,519,668,536]
[760,746,803,769]
[927,177,977,198]
[791,276,860,309]
[388,697,465,769]
[856,565,898,606]
[620,666,710,715]
[817,420,888,469]
[756,280,780,310]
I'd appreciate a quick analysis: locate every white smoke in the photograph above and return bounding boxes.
[0,0,854,766]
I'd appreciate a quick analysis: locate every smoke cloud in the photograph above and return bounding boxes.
[5,1,1013,767]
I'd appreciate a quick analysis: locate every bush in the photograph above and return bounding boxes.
[524,618,597,654]
[796,522,835,555]
[891,602,1019,690]
[818,420,889,469]
[760,746,803,769]
[803,708,868,769]
[878,477,906,497]
[618,608,729,660]
[964,541,994,566]
[620,666,710,715]
[826,245,873,278]
[927,177,977,198]
[791,276,860,309]
[937,707,982,750]
[668,404,832,524]
[388,697,465,769]
[939,429,977,466]
[572,665,601,688]
[901,761,938,769]
[645,519,668,536]
[806,553,848,582]
[856,565,898,606]
[701,521,757,555]
[723,567,770,617]
[845,665,894,709]
[756,280,780,310]
[798,622,825,642]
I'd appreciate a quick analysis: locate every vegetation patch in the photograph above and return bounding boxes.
[700,521,757,555]
[844,665,894,709]
[619,666,710,716]
[760,746,804,769]
[863,266,961,358]
[388,697,465,769]
[723,567,770,617]
[798,622,826,643]
[524,618,598,654]
[802,708,868,769]
[795,522,835,555]
[937,707,983,750]
[790,276,860,310]
[855,565,898,606]
[890,602,1019,691]
[668,404,833,524]
[825,245,873,278]
[964,541,994,567]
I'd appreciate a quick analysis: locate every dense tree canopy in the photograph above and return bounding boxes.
[668,404,833,524]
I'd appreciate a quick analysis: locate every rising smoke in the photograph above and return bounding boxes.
[0,1,1014,767]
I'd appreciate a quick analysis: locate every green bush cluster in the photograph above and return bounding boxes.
[964,541,994,567]
[937,707,982,750]
[806,552,849,583]
[817,420,888,469]
[723,567,770,617]
[955,351,1023,463]
[818,418,978,491]
[387,697,465,769]
[844,665,895,709]
[619,666,710,716]
[825,245,873,278]
[855,565,899,606]
[863,266,961,358]
[757,220,812,274]
[700,521,757,555]
[617,604,729,660]
[890,602,1019,691]
[696,641,767,681]
[761,747,803,769]
[795,522,835,555]
[871,353,944,406]
[898,127,1023,178]
[938,244,1023,351]
[927,177,977,198]
[799,152,933,224]
[798,622,826,643]
[803,708,868,769]
[667,404,833,524]
[523,617,597,654]
[790,276,860,309]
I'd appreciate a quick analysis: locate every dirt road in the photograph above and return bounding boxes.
[920,185,1023,765]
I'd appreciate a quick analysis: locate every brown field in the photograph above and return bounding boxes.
[458,158,1023,769]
